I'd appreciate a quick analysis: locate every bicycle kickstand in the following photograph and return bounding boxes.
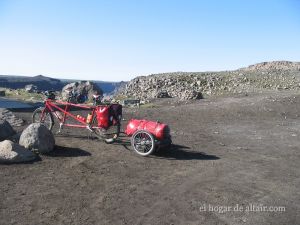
[56,123,64,134]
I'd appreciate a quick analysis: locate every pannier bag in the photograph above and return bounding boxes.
[96,104,122,129]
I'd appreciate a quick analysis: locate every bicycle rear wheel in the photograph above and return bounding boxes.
[32,107,54,131]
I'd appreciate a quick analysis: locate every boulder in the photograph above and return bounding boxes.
[180,90,203,100]
[0,140,36,163]
[156,90,171,98]
[24,84,37,93]
[0,120,15,141]
[19,123,55,153]
[61,81,103,102]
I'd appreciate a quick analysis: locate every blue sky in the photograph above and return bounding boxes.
[0,0,299,81]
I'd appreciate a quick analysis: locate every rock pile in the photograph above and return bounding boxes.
[0,120,39,163]
[118,61,300,100]
[61,81,103,101]
[0,119,56,163]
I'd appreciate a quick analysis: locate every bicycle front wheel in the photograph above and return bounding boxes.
[32,107,54,131]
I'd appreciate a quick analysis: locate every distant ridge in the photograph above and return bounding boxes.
[0,74,125,93]
[240,61,300,71]
[0,74,63,91]
[118,60,300,100]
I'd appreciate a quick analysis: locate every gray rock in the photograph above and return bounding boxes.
[180,90,203,100]
[0,120,15,141]
[19,123,55,154]
[0,140,36,163]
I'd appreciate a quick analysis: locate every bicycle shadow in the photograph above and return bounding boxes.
[45,145,91,157]
[112,136,131,149]
[153,144,220,160]
[115,138,220,161]
[0,155,42,164]
[51,134,219,161]
[54,133,95,140]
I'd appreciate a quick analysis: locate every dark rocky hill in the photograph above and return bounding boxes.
[0,75,125,94]
[0,75,64,91]
[117,61,300,100]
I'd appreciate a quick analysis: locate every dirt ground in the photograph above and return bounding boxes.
[1,91,300,225]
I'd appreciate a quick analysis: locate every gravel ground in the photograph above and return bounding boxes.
[0,90,299,225]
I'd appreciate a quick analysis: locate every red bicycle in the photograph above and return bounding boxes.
[33,91,172,156]
[32,91,122,143]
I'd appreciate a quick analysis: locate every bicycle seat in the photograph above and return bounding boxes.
[92,94,103,105]
[44,90,56,100]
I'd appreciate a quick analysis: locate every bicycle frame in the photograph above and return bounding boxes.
[36,97,171,156]
[42,99,103,129]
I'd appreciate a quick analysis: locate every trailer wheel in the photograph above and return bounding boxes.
[131,130,155,156]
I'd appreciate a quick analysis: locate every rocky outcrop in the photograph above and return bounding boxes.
[118,61,300,100]
[0,75,64,91]
[0,140,36,163]
[19,123,55,154]
[0,109,24,127]
[61,81,103,101]
[0,120,15,141]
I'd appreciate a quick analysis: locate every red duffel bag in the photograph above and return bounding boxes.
[125,119,170,140]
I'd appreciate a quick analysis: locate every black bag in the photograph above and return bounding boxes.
[109,104,122,125]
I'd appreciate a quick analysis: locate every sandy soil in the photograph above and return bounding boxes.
[1,91,300,225]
